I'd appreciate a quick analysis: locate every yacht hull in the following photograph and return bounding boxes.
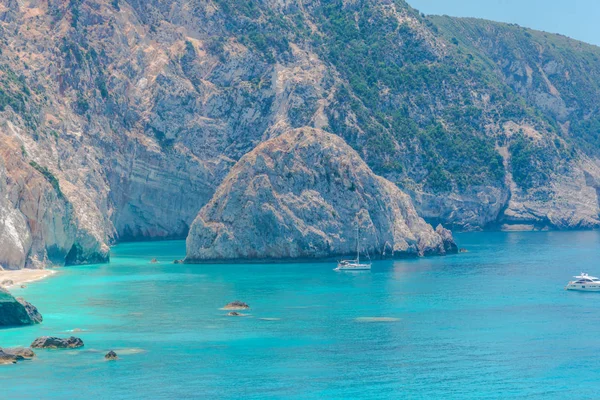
[565,283,600,291]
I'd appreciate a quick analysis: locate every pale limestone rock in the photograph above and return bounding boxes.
[186,128,457,261]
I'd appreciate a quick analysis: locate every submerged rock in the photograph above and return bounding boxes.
[1,347,35,359]
[186,128,457,262]
[0,286,43,326]
[227,311,241,316]
[222,301,250,310]
[105,350,118,360]
[150,258,159,264]
[173,259,184,264]
[31,336,84,349]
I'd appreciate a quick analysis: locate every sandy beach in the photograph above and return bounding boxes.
[0,269,56,288]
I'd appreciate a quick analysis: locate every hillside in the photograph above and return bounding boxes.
[1,0,600,268]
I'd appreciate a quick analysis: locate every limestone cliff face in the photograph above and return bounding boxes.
[0,129,109,269]
[186,128,456,261]
[3,0,600,269]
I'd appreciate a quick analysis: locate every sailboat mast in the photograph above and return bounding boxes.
[356,223,360,263]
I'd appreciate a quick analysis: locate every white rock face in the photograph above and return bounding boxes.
[0,127,109,269]
[186,128,457,261]
[0,160,32,270]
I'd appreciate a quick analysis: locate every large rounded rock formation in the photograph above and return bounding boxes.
[186,128,457,262]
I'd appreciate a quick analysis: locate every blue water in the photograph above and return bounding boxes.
[2,231,600,399]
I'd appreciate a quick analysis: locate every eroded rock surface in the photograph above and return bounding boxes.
[0,350,19,365]
[222,301,250,310]
[187,128,457,261]
[31,336,84,349]
[1,347,35,359]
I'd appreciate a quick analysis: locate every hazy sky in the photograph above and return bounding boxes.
[408,0,600,46]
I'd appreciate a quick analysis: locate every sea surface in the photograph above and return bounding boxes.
[2,231,600,399]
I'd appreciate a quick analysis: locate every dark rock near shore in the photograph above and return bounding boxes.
[0,349,19,364]
[105,350,118,360]
[16,298,43,324]
[1,347,35,359]
[227,311,241,316]
[0,286,43,326]
[173,259,184,264]
[223,301,250,310]
[1,280,14,287]
[31,336,84,349]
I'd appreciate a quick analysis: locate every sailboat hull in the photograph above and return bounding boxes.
[336,221,371,271]
[335,262,372,271]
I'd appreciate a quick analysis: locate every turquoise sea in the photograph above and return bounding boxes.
[2,231,600,399]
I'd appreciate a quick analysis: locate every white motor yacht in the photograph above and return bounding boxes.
[565,273,600,291]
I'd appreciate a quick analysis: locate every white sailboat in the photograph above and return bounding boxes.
[335,224,372,271]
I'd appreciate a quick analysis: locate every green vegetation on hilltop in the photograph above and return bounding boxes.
[311,1,511,191]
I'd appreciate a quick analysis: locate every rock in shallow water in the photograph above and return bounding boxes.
[1,347,35,359]
[0,350,19,364]
[0,286,43,326]
[31,336,84,349]
[105,350,118,360]
[186,128,457,262]
[222,301,250,310]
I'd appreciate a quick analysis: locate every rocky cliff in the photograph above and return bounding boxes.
[186,128,456,261]
[1,0,600,268]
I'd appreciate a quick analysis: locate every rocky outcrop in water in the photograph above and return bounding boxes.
[1,347,35,359]
[187,128,457,261]
[0,286,43,326]
[222,301,250,310]
[105,350,118,360]
[31,336,84,349]
[0,349,19,365]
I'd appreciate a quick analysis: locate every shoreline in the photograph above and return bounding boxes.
[0,269,56,288]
